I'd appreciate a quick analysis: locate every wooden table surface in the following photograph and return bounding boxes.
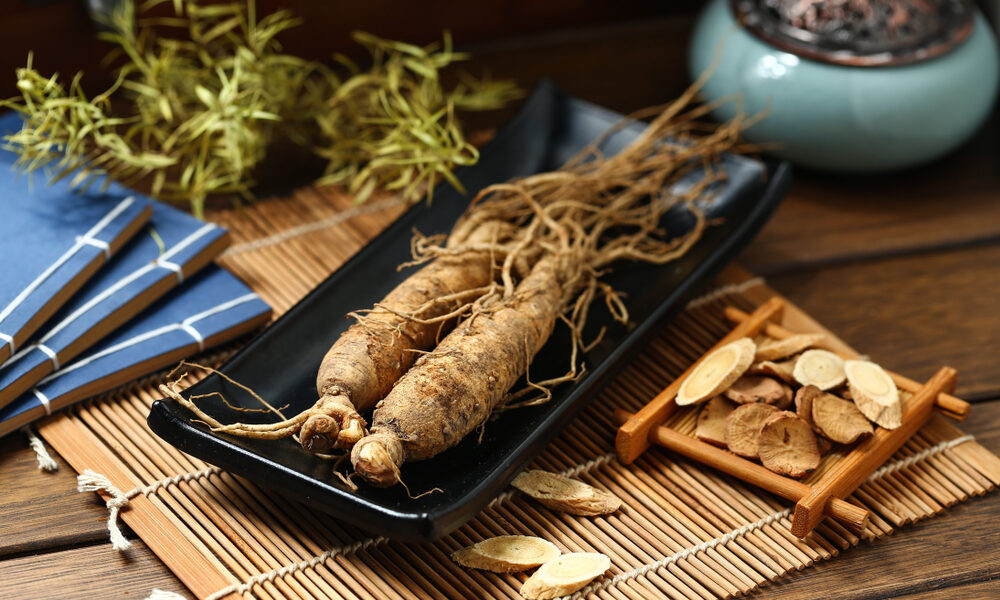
[2,15,999,600]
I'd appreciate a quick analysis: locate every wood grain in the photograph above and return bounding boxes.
[766,244,1000,402]
[0,539,192,600]
[0,433,109,557]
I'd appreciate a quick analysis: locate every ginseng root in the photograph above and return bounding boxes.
[351,254,567,486]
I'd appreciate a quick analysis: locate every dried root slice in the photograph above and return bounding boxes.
[816,436,834,456]
[696,396,737,448]
[747,358,797,384]
[724,402,779,459]
[723,375,789,406]
[451,535,560,573]
[811,390,873,444]
[520,552,611,600]
[512,470,621,516]
[794,385,822,430]
[758,412,821,478]
[676,338,755,406]
[793,349,846,391]
[845,360,902,429]
[754,334,825,362]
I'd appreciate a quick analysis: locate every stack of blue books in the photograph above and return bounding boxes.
[0,112,272,437]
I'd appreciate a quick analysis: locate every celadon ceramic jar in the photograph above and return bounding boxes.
[689,0,999,172]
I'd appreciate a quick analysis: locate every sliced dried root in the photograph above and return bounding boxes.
[451,535,560,573]
[758,411,821,478]
[747,358,797,384]
[512,470,621,516]
[676,338,755,406]
[723,375,792,407]
[845,359,901,429]
[794,385,822,430]
[793,349,846,390]
[696,396,737,448]
[724,402,779,459]
[520,552,611,600]
[811,390,873,444]
[754,333,824,362]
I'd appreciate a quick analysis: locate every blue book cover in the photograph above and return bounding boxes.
[0,112,152,365]
[0,201,230,409]
[0,267,271,436]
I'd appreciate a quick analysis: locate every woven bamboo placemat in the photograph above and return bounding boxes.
[37,187,1000,600]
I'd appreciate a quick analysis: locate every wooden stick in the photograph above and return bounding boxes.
[723,307,970,421]
[612,409,871,531]
[789,366,958,538]
[616,297,785,464]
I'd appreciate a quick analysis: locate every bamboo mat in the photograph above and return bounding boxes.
[37,186,1000,600]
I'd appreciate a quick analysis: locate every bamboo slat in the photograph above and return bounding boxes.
[35,188,1000,600]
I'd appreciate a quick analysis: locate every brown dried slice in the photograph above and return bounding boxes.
[724,402,779,459]
[723,375,787,405]
[815,436,834,456]
[811,391,874,444]
[512,470,621,516]
[754,333,825,362]
[675,338,755,406]
[845,360,902,429]
[758,412,821,478]
[747,358,797,384]
[793,349,846,390]
[451,535,560,573]
[520,552,611,600]
[794,385,822,430]
[696,396,737,448]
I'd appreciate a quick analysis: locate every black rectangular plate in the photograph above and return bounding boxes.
[149,82,792,542]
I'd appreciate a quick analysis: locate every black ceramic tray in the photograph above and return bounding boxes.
[149,81,791,542]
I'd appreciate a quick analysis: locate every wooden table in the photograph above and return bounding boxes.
[2,15,999,600]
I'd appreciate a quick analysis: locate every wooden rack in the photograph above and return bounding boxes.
[616,297,972,538]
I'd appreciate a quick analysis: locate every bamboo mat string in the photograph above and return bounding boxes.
[23,425,58,472]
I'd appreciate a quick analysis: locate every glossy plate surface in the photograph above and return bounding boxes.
[149,82,792,542]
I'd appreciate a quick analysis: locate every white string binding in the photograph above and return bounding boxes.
[78,465,223,551]
[178,323,205,351]
[33,389,53,415]
[35,343,60,370]
[76,235,111,258]
[0,197,135,354]
[561,434,980,599]
[23,425,58,472]
[144,590,187,600]
[155,259,184,283]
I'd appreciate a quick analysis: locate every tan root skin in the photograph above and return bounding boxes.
[794,385,822,430]
[696,396,737,448]
[353,256,565,486]
[724,402,779,459]
[306,220,512,452]
[792,349,846,391]
[758,411,821,478]
[512,470,621,516]
[723,375,788,405]
[845,359,902,429]
[451,535,560,573]
[748,358,798,384]
[754,333,824,362]
[676,338,755,406]
[520,552,611,600]
[811,390,873,444]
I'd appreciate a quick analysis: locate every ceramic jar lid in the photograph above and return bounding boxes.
[730,0,975,66]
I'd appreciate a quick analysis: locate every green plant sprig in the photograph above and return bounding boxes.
[1,0,520,217]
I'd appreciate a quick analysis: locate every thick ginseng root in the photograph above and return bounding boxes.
[675,338,755,406]
[811,390,873,444]
[754,333,824,362]
[758,411,821,478]
[793,349,846,391]
[520,552,611,600]
[451,535,560,573]
[696,396,737,448]
[300,219,513,452]
[512,470,621,516]
[352,255,565,486]
[724,402,779,459]
[845,359,901,429]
